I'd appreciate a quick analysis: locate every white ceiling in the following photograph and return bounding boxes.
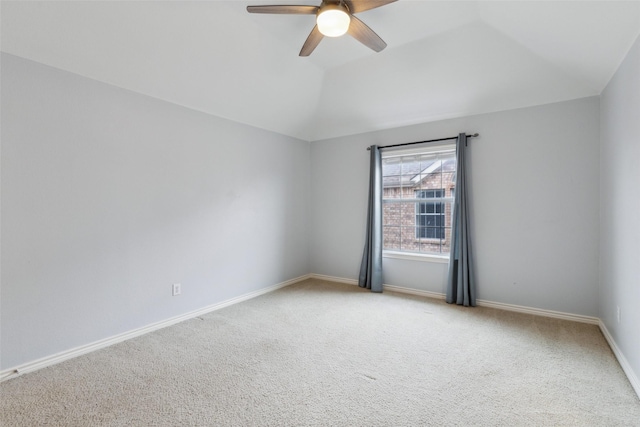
[2,1,639,141]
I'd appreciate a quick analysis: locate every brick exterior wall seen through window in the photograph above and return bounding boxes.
[382,155,456,255]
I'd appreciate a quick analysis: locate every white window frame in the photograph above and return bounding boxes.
[381,142,456,261]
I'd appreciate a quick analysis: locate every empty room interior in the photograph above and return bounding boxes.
[1,1,640,425]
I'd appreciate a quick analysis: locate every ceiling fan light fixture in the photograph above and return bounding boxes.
[316,5,350,37]
[247,0,395,56]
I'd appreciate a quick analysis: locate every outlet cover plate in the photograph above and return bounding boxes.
[172,283,181,296]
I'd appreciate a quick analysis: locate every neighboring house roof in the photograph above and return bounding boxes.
[383,158,456,188]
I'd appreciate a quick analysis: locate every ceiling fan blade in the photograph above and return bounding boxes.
[247,5,319,14]
[347,15,387,52]
[299,25,324,56]
[343,0,397,14]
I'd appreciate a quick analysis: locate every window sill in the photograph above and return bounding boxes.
[416,238,448,244]
[383,251,450,264]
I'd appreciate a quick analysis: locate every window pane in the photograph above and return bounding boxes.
[416,226,427,239]
[383,226,401,250]
[382,147,456,255]
[401,160,421,198]
[383,202,402,226]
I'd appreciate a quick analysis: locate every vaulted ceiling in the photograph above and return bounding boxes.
[2,1,639,141]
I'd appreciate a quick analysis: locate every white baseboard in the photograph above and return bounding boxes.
[474,299,600,325]
[0,274,311,383]
[310,274,599,324]
[598,320,640,399]
[382,284,447,301]
[309,274,445,300]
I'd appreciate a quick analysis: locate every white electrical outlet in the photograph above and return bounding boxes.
[172,283,181,296]
[616,306,621,323]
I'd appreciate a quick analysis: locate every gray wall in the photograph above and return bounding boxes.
[1,54,310,369]
[310,97,601,316]
[600,35,640,384]
[4,43,633,378]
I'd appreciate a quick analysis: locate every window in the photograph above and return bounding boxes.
[382,144,456,256]
[416,189,445,239]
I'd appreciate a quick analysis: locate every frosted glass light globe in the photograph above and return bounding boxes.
[317,7,350,37]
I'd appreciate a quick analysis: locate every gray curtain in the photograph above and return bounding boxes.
[446,133,476,306]
[359,145,383,292]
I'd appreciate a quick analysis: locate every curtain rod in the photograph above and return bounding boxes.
[366,133,479,150]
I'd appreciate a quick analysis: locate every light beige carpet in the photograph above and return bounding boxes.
[2,279,639,426]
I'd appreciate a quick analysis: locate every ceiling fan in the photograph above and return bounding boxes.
[247,0,397,56]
